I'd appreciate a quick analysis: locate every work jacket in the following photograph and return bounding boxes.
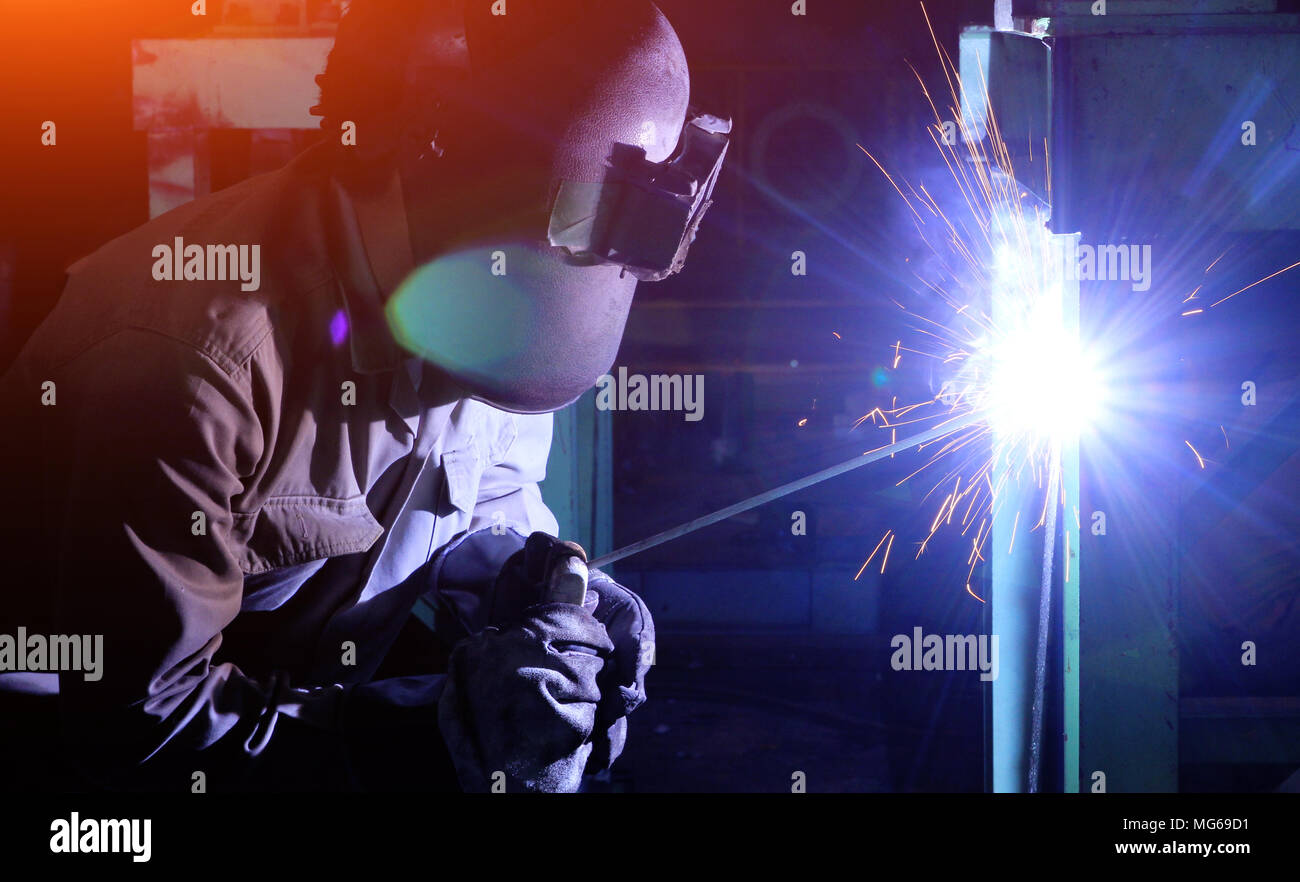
[0,143,564,791]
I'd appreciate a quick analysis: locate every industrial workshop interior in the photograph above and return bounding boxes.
[0,0,1295,864]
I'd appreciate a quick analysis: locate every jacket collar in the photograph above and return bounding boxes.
[323,166,418,375]
[287,149,464,428]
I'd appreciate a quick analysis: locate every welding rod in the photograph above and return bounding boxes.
[589,411,985,570]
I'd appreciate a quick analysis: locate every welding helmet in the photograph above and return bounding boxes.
[369,0,730,414]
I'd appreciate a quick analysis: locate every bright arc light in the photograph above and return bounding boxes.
[978,234,1107,442]
[986,303,1104,440]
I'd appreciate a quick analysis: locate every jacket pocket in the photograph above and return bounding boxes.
[231,495,384,575]
[441,447,482,514]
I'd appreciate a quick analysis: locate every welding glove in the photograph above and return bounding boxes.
[430,530,654,790]
[492,533,656,774]
[575,565,655,772]
[437,601,613,792]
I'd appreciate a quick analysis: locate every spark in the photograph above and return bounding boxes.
[859,145,923,223]
[1205,247,1232,273]
[1210,259,1300,308]
[857,530,894,580]
[1186,440,1206,469]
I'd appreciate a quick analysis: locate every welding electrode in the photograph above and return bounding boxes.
[589,411,983,569]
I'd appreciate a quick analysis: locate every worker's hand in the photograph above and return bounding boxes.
[489,531,599,620]
[492,532,655,775]
[581,567,654,773]
[437,601,614,792]
[427,529,655,787]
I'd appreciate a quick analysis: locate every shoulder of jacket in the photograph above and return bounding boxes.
[55,150,336,377]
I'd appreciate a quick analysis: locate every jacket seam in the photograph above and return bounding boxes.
[45,276,329,380]
[48,323,267,385]
[240,533,383,575]
[235,494,372,508]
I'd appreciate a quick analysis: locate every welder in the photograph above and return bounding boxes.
[0,0,729,792]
